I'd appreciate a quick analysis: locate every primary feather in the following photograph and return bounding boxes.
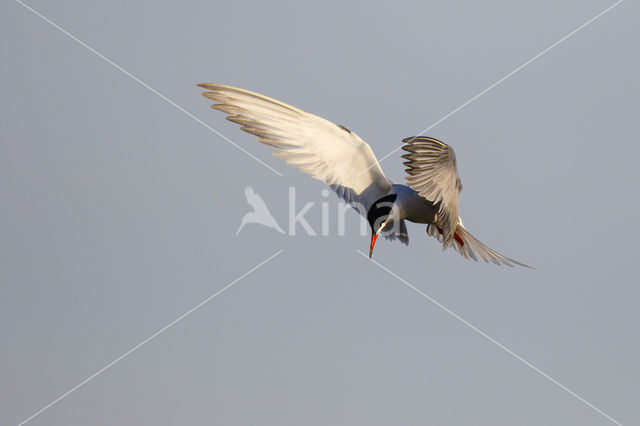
[198,83,408,242]
[402,137,462,248]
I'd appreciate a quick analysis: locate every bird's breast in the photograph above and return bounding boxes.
[391,184,438,224]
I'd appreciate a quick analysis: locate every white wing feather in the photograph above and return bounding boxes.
[198,83,392,214]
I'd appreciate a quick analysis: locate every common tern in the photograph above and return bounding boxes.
[198,83,529,267]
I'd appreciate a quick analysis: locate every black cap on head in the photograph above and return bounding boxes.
[367,193,397,232]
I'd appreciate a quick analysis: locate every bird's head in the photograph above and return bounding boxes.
[367,193,397,258]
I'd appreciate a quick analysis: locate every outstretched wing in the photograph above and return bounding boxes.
[402,136,462,248]
[198,83,392,213]
[427,222,530,268]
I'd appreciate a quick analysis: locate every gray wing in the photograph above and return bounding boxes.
[402,137,462,248]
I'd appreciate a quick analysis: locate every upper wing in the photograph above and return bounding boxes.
[427,222,531,268]
[401,136,462,248]
[198,83,392,213]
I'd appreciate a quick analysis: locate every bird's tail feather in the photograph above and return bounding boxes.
[427,223,530,268]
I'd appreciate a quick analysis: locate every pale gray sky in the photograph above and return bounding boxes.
[1,1,638,425]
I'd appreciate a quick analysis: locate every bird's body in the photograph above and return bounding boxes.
[388,184,438,225]
[198,83,529,267]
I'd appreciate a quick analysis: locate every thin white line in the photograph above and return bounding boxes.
[356,250,622,426]
[359,0,624,175]
[15,0,283,177]
[17,250,283,426]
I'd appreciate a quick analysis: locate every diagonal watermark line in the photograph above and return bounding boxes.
[15,0,283,177]
[17,250,283,426]
[356,250,622,426]
[360,0,624,175]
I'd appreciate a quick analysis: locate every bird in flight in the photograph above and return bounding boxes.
[198,83,529,267]
[236,186,285,235]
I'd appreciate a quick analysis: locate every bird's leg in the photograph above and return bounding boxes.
[436,226,465,246]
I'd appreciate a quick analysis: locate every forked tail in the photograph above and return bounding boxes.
[427,223,531,268]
